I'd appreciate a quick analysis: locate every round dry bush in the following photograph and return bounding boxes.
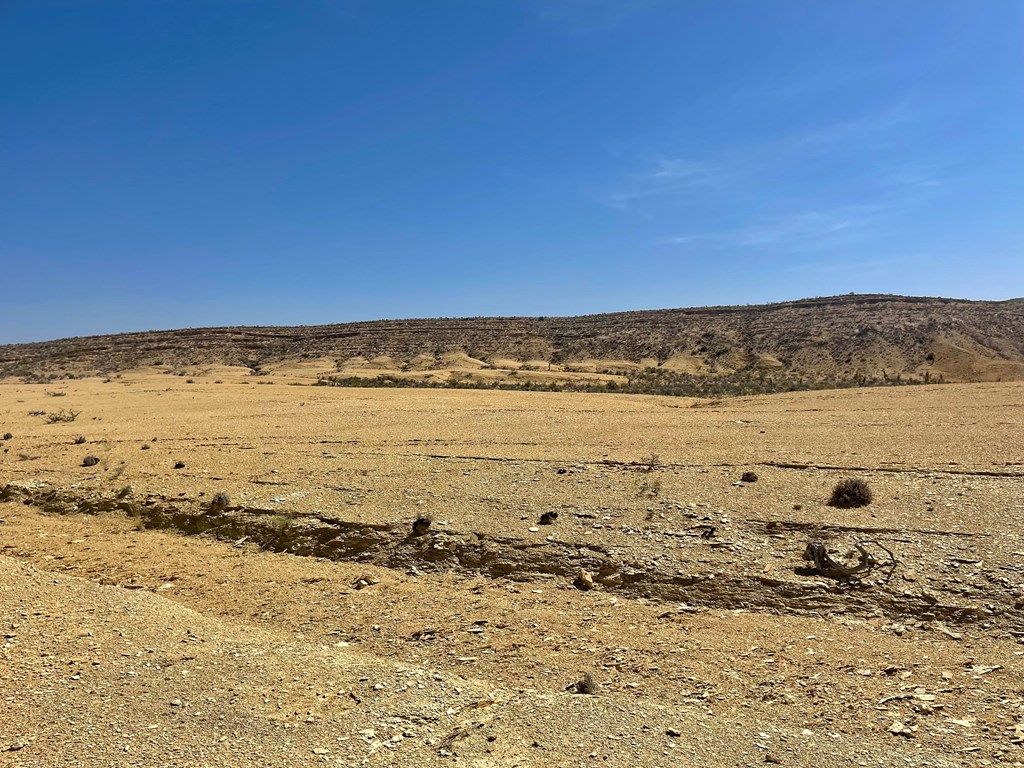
[828,478,873,508]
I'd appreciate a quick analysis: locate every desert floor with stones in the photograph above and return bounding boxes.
[1,370,1023,767]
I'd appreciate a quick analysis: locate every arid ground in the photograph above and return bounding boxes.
[1,371,1023,766]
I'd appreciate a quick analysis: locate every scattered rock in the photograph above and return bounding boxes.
[352,576,380,590]
[888,721,914,738]
[573,570,595,591]
[741,471,758,483]
[82,455,100,467]
[411,516,432,536]
[173,461,185,469]
[935,624,964,641]
[539,510,558,525]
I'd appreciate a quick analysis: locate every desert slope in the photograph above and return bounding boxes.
[2,294,1023,384]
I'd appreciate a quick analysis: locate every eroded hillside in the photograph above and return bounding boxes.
[3,294,1023,386]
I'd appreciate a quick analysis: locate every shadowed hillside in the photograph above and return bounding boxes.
[2,294,1023,386]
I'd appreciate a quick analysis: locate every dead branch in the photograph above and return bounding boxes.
[801,540,898,584]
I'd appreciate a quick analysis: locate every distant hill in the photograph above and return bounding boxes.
[3,294,1024,386]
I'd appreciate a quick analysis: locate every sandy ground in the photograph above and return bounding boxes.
[1,375,1023,766]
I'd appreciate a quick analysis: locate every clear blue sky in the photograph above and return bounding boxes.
[2,1,1022,343]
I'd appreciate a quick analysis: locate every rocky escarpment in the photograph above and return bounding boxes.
[2,294,1023,384]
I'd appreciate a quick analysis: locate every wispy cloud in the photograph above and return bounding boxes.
[876,168,944,192]
[602,97,954,257]
[603,103,921,214]
[660,205,890,253]
[789,254,918,276]
[786,102,915,153]
[649,157,706,179]
[601,155,716,209]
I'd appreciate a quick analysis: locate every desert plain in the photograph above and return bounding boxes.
[1,368,1023,767]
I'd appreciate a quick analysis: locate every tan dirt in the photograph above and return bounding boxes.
[1,377,1023,767]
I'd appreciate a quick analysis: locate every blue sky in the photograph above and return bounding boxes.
[2,1,1022,343]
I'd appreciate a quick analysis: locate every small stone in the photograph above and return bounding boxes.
[170,698,183,707]
[889,721,914,737]
[573,570,595,591]
[741,471,758,483]
[936,625,964,641]
[528,526,540,533]
[665,728,681,738]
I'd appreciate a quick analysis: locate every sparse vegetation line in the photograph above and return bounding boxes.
[315,370,944,398]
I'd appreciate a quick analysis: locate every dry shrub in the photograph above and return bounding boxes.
[828,478,873,508]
